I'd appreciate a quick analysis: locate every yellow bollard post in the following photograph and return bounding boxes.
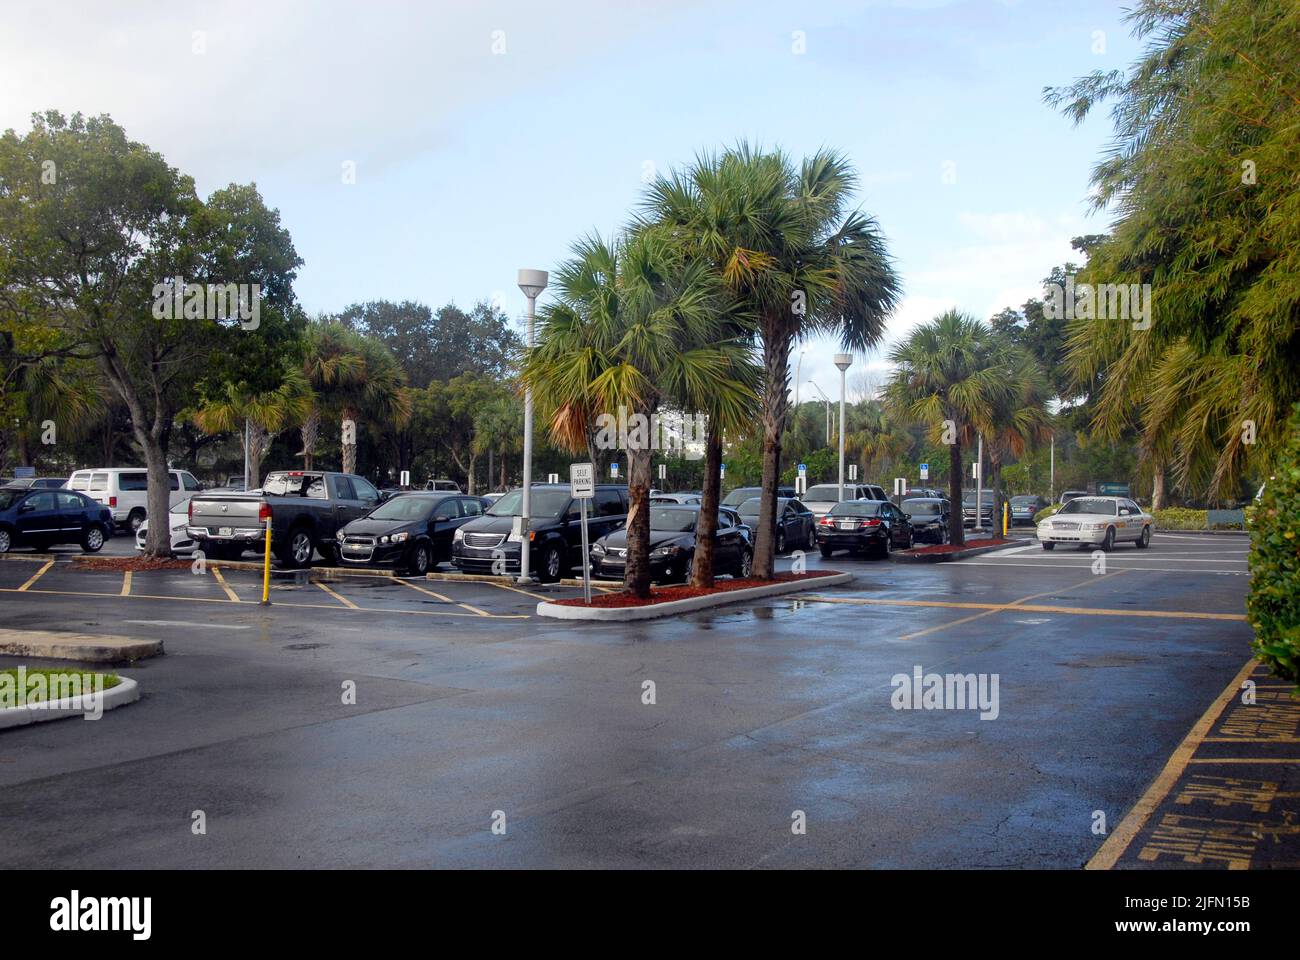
[1002,501,1009,537]
[260,515,272,605]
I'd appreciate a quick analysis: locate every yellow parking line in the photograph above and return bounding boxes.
[314,580,358,609]
[0,586,525,618]
[1086,657,1258,870]
[16,560,54,592]
[896,572,1120,640]
[485,580,549,601]
[1186,758,1300,764]
[210,566,241,603]
[397,578,492,617]
[807,594,1245,623]
[120,571,132,597]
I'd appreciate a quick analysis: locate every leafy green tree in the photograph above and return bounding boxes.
[190,371,313,488]
[1247,403,1300,692]
[1046,0,1300,500]
[0,111,303,554]
[640,144,899,577]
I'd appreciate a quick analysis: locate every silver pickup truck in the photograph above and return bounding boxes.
[186,470,383,567]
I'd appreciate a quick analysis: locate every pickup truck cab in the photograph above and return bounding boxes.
[187,470,381,567]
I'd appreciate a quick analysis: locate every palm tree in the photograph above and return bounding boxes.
[883,311,1013,548]
[7,354,102,466]
[521,229,754,598]
[191,371,314,488]
[300,321,411,473]
[977,343,1053,530]
[639,145,899,578]
[473,394,523,491]
[846,401,912,480]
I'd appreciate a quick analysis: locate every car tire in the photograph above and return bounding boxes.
[278,526,315,569]
[80,526,106,553]
[776,529,786,554]
[1135,525,1151,549]
[537,543,564,583]
[127,509,146,534]
[0,527,11,554]
[406,542,431,577]
[879,534,891,559]
[1100,527,1115,552]
[1042,542,1055,550]
[819,544,834,559]
[737,548,753,579]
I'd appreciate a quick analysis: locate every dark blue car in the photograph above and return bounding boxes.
[0,486,113,554]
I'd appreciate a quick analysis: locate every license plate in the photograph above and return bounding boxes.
[839,521,856,529]
[218,527,232,536]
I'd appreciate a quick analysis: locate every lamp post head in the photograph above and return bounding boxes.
[517,269,549,299]
[833,353,853,373]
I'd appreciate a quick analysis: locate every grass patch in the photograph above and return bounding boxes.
[0,668,121,704]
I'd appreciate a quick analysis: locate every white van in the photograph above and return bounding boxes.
[67,467,204,533]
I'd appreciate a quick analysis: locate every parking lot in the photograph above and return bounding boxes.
[1,529,1278,869]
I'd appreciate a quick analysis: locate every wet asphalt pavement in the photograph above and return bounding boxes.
[0,531,1261,868]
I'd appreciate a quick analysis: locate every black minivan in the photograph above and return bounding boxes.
[451,483,628,582]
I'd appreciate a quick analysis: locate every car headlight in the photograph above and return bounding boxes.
[454,528,464,542]
[591,542,606,556]
[650,544,681,558]
[391,532,408,544]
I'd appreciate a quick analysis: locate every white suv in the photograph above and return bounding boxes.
[67,467,203,533]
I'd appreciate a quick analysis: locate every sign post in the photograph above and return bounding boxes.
[893,477,907,507]
[797,463,807,496]
[610,462,619,480]
[570,463,595,604]
[919,463,929,482]
[400,470,410,488]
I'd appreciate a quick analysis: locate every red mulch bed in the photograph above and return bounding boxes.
[907,538,1012,556]
[72,555,193,571]
[554,571,841,608]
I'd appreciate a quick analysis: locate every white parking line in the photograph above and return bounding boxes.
[124,619,251,631]
[956,559,1249,575]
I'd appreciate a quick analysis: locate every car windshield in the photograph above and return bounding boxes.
[721,488,759,506]
[487,488,571,519]
[803,485,846,501]
[1057,498,1116,516]
[0,490,23,510]
[903,500,942,516]
[369,496,438,521]
[650,507,697,532]
[828,501,882,518]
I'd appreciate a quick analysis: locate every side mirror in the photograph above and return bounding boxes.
[19,503,35,513]
[434,515,449,523]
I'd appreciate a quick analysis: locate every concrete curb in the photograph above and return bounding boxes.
[426,571,597,588]
[0,676,139,730]
[892,540,1024,564]
[0,629,163,663]
[535,572,855,621]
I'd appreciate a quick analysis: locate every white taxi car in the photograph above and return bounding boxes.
[1036,495,1153,551]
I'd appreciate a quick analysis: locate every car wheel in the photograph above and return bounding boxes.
[1100,527,1115,552]
[81,526,105,553]
[1042,542,1055,551]
[278,527,315,569]
[1135,525,1151,549]
[776,528,786,554]
[0,527,10,554]
[878,533,891,559]
[805,524,815,549]
[537,543,564,583]
[738,548,753,579]
[127,509,146,534]
[905,529,914,550]
[683,554,696,583]
[406,542,431,576]
[819,544,834,559]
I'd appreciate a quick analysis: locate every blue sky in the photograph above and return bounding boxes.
[2,0,1135,393]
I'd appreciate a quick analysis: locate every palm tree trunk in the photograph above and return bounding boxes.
[624,445,654,599]
[247,422,270,490]
[754,331,792,578]
[1152,462,1166,510]
[300,407,319,471]
[691,422,723,587]
[948,436,965,548]
[341,406,358,474]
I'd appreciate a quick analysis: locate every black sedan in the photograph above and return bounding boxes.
[336,492,489,575]
[815,500,913,558]
[736,496,815,553]
[901,497,951,544]
[0,487,113,554]
[590,505,751,583]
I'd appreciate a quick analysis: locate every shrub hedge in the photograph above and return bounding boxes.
[1246,403,1300,691]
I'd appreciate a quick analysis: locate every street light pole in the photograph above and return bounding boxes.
[516,269,548,583]
[834,354,852,502]
[1049,433,1055,503]
[974,433,984,531]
